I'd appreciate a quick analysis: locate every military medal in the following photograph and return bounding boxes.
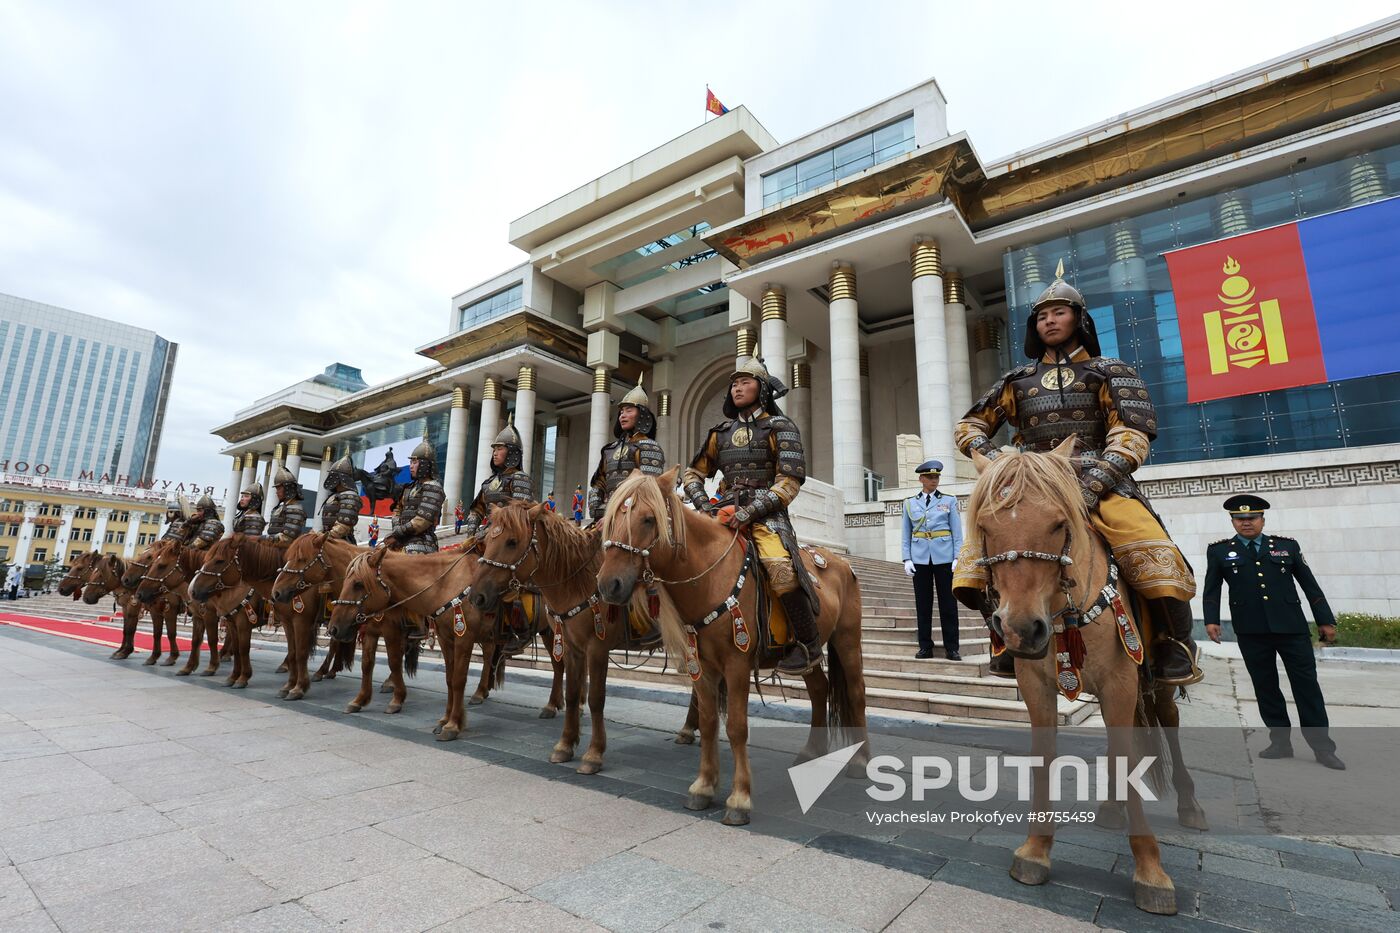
[1041,367,1076,390]
[732,425,751,447]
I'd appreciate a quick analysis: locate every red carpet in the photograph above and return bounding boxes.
[0,612,193,652]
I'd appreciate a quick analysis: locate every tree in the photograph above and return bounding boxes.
[43,558,64,593]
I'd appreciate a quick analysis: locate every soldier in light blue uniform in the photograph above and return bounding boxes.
[901,459,963,660]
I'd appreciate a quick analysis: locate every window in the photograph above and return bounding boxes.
[33,548,45,562]
[82,529,92,541]
[761,115,916,207]
[457,283,523,330]
[105,530,116,544]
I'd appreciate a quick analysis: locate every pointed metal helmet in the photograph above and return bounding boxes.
[408,437,437,479]
[724,356,786,418]
[196,494,216,512]
[489,421,523,471]
[1024,259,1101,358]
[325,453,356,491]
[240,481,264,503]
[615,374,657,439]
[329,453,355,475]
[273,465,298,487]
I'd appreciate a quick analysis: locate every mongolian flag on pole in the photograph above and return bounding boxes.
[706,88,729,116]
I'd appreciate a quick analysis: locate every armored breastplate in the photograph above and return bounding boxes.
[480,470,519,507]
[232,509,263,534]
[715,418,776,496]
[1009,361,1108,454]
[602,440,641,500]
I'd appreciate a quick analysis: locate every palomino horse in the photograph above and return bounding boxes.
[80,554,176,665]
[472,500,699,772]
[596,467,869,826]
[186,535,327,698]
[967,437,1202,916]
[123,542,219,677]
[331,544,562,737]
[270,533,362,685]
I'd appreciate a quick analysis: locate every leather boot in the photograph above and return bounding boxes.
[977,594,1017,679]
[1153,598,1203,686]
[1258,729,1294,759]
[777,592,822,675]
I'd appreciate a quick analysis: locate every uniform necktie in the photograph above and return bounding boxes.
[923,494,930,507]
[1251,540,1261,557]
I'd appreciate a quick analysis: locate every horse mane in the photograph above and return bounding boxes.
[233,533,291,579]
[966,449,1094,588]
[178,545,205,576]
[600,470,685,555]
[492,501,599,582]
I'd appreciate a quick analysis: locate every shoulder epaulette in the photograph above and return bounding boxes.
[1269,535,1297,543]
[1209,537,1233,547]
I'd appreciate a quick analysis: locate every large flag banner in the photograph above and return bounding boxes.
[1165,196,1400,403]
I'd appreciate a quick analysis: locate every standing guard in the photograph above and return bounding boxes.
[952,263,1201,685]
[232,483,267,535]
[186,495,225,550]
[265,466,307,543]
[461,424,533,540]
[901,459,963,660]
[320,454,362,542]
[682,357,820,675]
[589,377,665,520]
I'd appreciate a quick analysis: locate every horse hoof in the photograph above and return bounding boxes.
[175,669,192,677]
[276,663,288,673]
[233,681,248,690]
[345,703,362,713]
[385,704,402,715]
[722,808,750,826]
[467,696,485,707]
[538,707,557,720]
[685,793,713,811]
[549,749,573,764]
[1010,855,1051,886]
[379,682,393,694]
[286,689,304,702]
[435,729,459,743]
[674,732,696,746]
[577,760,602,775]
[143,657,158,666]
[1133,881,1177,915]
[312,673,324,682]
[276,688,289,698]
[1178,806,1209,832]
[159,657,177,667]
[199,669,216,677]
[324,671,336,680]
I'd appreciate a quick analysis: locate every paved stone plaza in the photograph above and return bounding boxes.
[1,623,1398,932]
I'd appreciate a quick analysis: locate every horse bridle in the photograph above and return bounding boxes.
[277,537,332,593]
[191,549,243,596]
[477,518,594,593]
[332,550,468,625]
[974,528,1086,623]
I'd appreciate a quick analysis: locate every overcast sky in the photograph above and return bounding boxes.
[1,0,1393,487]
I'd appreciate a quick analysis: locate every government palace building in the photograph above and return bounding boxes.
[214,17,1400,620]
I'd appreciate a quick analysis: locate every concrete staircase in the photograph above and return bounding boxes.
[15,553,1095,725]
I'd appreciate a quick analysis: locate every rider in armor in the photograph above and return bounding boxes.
[952,264,1201,686]
[160,498,190,542]
[321,453,362,542]
[231,482,266,535]
[589,376,665,520]
[682,357,821,675]
[265,466,307,543]
[462,423,534,540]
[383,439,445,554]
[187,494,224,549]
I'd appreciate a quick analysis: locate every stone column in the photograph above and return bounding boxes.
[787,362,812,449]
[910,239,955,480]
[443,387,470,508]
[55,504,78,563]
[760,286,787,372]
[262,442,284,522]
[222,455,242,537]
[240,452,258,495]
[656,391,673,468]
[587,366,611,487]
[92,507,112,554]
[473,376,502,494]
[317,445,334,495]
[516,365,538,474]
[943,270,974,427]
[14,502,40,568]
[972,317,1005,402]
[123,510,144,557]
[828,262,865,501]
[736,326,757,366]
[551,416,571,499]
[284,438,303,485]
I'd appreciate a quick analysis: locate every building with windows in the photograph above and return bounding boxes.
[0,473,170,587]
[214,16,1400,615]
[0,293,177,485]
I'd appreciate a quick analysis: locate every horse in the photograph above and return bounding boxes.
[965,437,1204,916]
[57,551,100,599]
[595,467,869,826]
[123,541,219,677]
[186,534,328,698]
[472,500,700,772]
[79,553,173,665]
[135,540,243,679]
[331,543,560,735]
[270,533,362,684]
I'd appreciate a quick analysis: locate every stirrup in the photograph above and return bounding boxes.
[1153,636,1203,687]
[776,640,821,675]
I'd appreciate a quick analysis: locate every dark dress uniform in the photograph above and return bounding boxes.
[1202,495,1339,761]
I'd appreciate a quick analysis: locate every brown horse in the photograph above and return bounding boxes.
[122,542,219,677]
[596,467,869,826]
[57,552,100,599]
[80,553,175,665]
[331,544,560,736]
[270,533,361,684]
[186,535,328,698]
[966,438,1201,915]
[472,500,699,772]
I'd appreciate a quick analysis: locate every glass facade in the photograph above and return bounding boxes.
[761,115,916,207]
[1003,143,1400,465]
[457,282,523,330]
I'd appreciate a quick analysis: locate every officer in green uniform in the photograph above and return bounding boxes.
[1202,495,1344,770]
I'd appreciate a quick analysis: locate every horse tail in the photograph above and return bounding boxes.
[713,673,729,724]
[827,638,852,742]
[404,635,421,678]
[1133,679,1172,799]
[490,643,508,689]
